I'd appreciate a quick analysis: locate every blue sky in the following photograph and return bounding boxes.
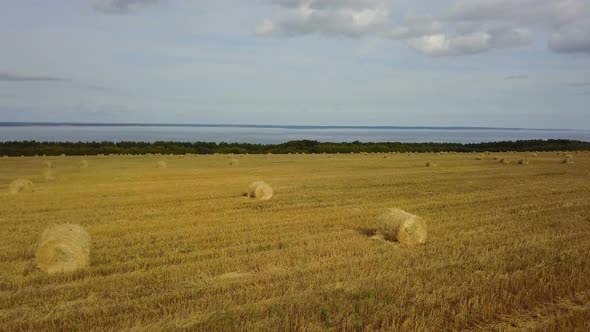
[0,0,589,129]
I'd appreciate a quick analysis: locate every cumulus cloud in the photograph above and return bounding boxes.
[257,0,391,37]
[0,72,67,82]
[258,0,590,57]
[92,0,167,15]
[448,0,590,54]
[408,27,530,56]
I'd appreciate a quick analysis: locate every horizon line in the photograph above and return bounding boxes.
[0,121,582,132]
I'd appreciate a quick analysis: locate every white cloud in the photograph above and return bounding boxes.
[408,28,530,56]
[256,1,390,37]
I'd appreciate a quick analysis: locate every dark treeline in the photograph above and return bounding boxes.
[0,139,588,156]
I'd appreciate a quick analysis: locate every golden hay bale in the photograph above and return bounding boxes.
[475,156,483,160]
[156,160,167,168]
[499,158,510,164]
[229,159,240,166]
[36,224,90,275]
[43,160,54,168]
[565,154,574,159]
[8,179,33,194]
[562,158,574,164]
[43,169,55,181]
[379,208,427,247]
[518,159,529,165]
[530,153,538,157]
[78,160,89,168]
[492,155,499,160]
[248,181,273,201]
[425,161,436,167]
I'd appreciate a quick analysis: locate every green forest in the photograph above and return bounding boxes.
[0,139,588,156]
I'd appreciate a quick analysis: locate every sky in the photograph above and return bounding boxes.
[0,0,589,129]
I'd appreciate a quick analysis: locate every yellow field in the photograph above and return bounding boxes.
[1,152,589,331]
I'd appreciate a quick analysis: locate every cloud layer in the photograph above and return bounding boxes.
[257,0,590,56]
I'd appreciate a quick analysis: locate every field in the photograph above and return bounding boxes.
[1,152,589,331]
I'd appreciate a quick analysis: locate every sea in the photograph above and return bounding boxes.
[0,123,589,144]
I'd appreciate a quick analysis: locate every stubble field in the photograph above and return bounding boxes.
[1,152,589,331]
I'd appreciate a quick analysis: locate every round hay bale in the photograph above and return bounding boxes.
[379,208,427,247]
[530,153,538,157]
[562,158,574,164]
[43,169,55,181]
[43,161,54,168]
[499,158,510,164]
[565,154,574,159]
[518,159,529,165]
[78,160,89,168]
[229,159,240,166]
[8,179,33,194]
[425,161,436,167]
[248,181,273,201]
[156,160,167,168]
[475,156,483,160]
[36,224,90,274]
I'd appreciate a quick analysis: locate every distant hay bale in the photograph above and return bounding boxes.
[43,161,54,168]
[36,224,90,275]
[562,158,574,164]
[350,207,363,214]
[78,160,89,168]
[565,154,574,159]
[229,159,240,166]
[425,161,436,167]
[518,159,529,165]
[8,179,33,194]
[499,158,510,164]
[247,181,273,201]
[156,160,167,168]
[379,208,427,247]
[43,169,55,181]
[530,153,538,157]
[475,156,483,160]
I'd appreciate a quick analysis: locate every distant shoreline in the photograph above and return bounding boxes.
[0,122,580,132]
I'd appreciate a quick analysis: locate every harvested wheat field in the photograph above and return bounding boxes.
[1,152,590,331]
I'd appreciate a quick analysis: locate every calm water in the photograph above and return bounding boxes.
[0,125,589,144]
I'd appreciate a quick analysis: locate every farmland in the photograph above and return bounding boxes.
[1,152,589,331]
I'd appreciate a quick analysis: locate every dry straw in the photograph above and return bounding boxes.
[562,158,574,164]
[425,161,436,167]
[500,158,510,164]
[43,169,55,181]
[36,224,90,274]
[530,153,538,157]
[78,160,89,168]
[518,159,529,165]
[229,159,240,166]
[248,181,273,201]
[8,178,33,194]
[379,208,428,247]
[156,160,167,168]
[43,161,54,168]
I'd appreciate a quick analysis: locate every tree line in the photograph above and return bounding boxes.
[0,139,588,156]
